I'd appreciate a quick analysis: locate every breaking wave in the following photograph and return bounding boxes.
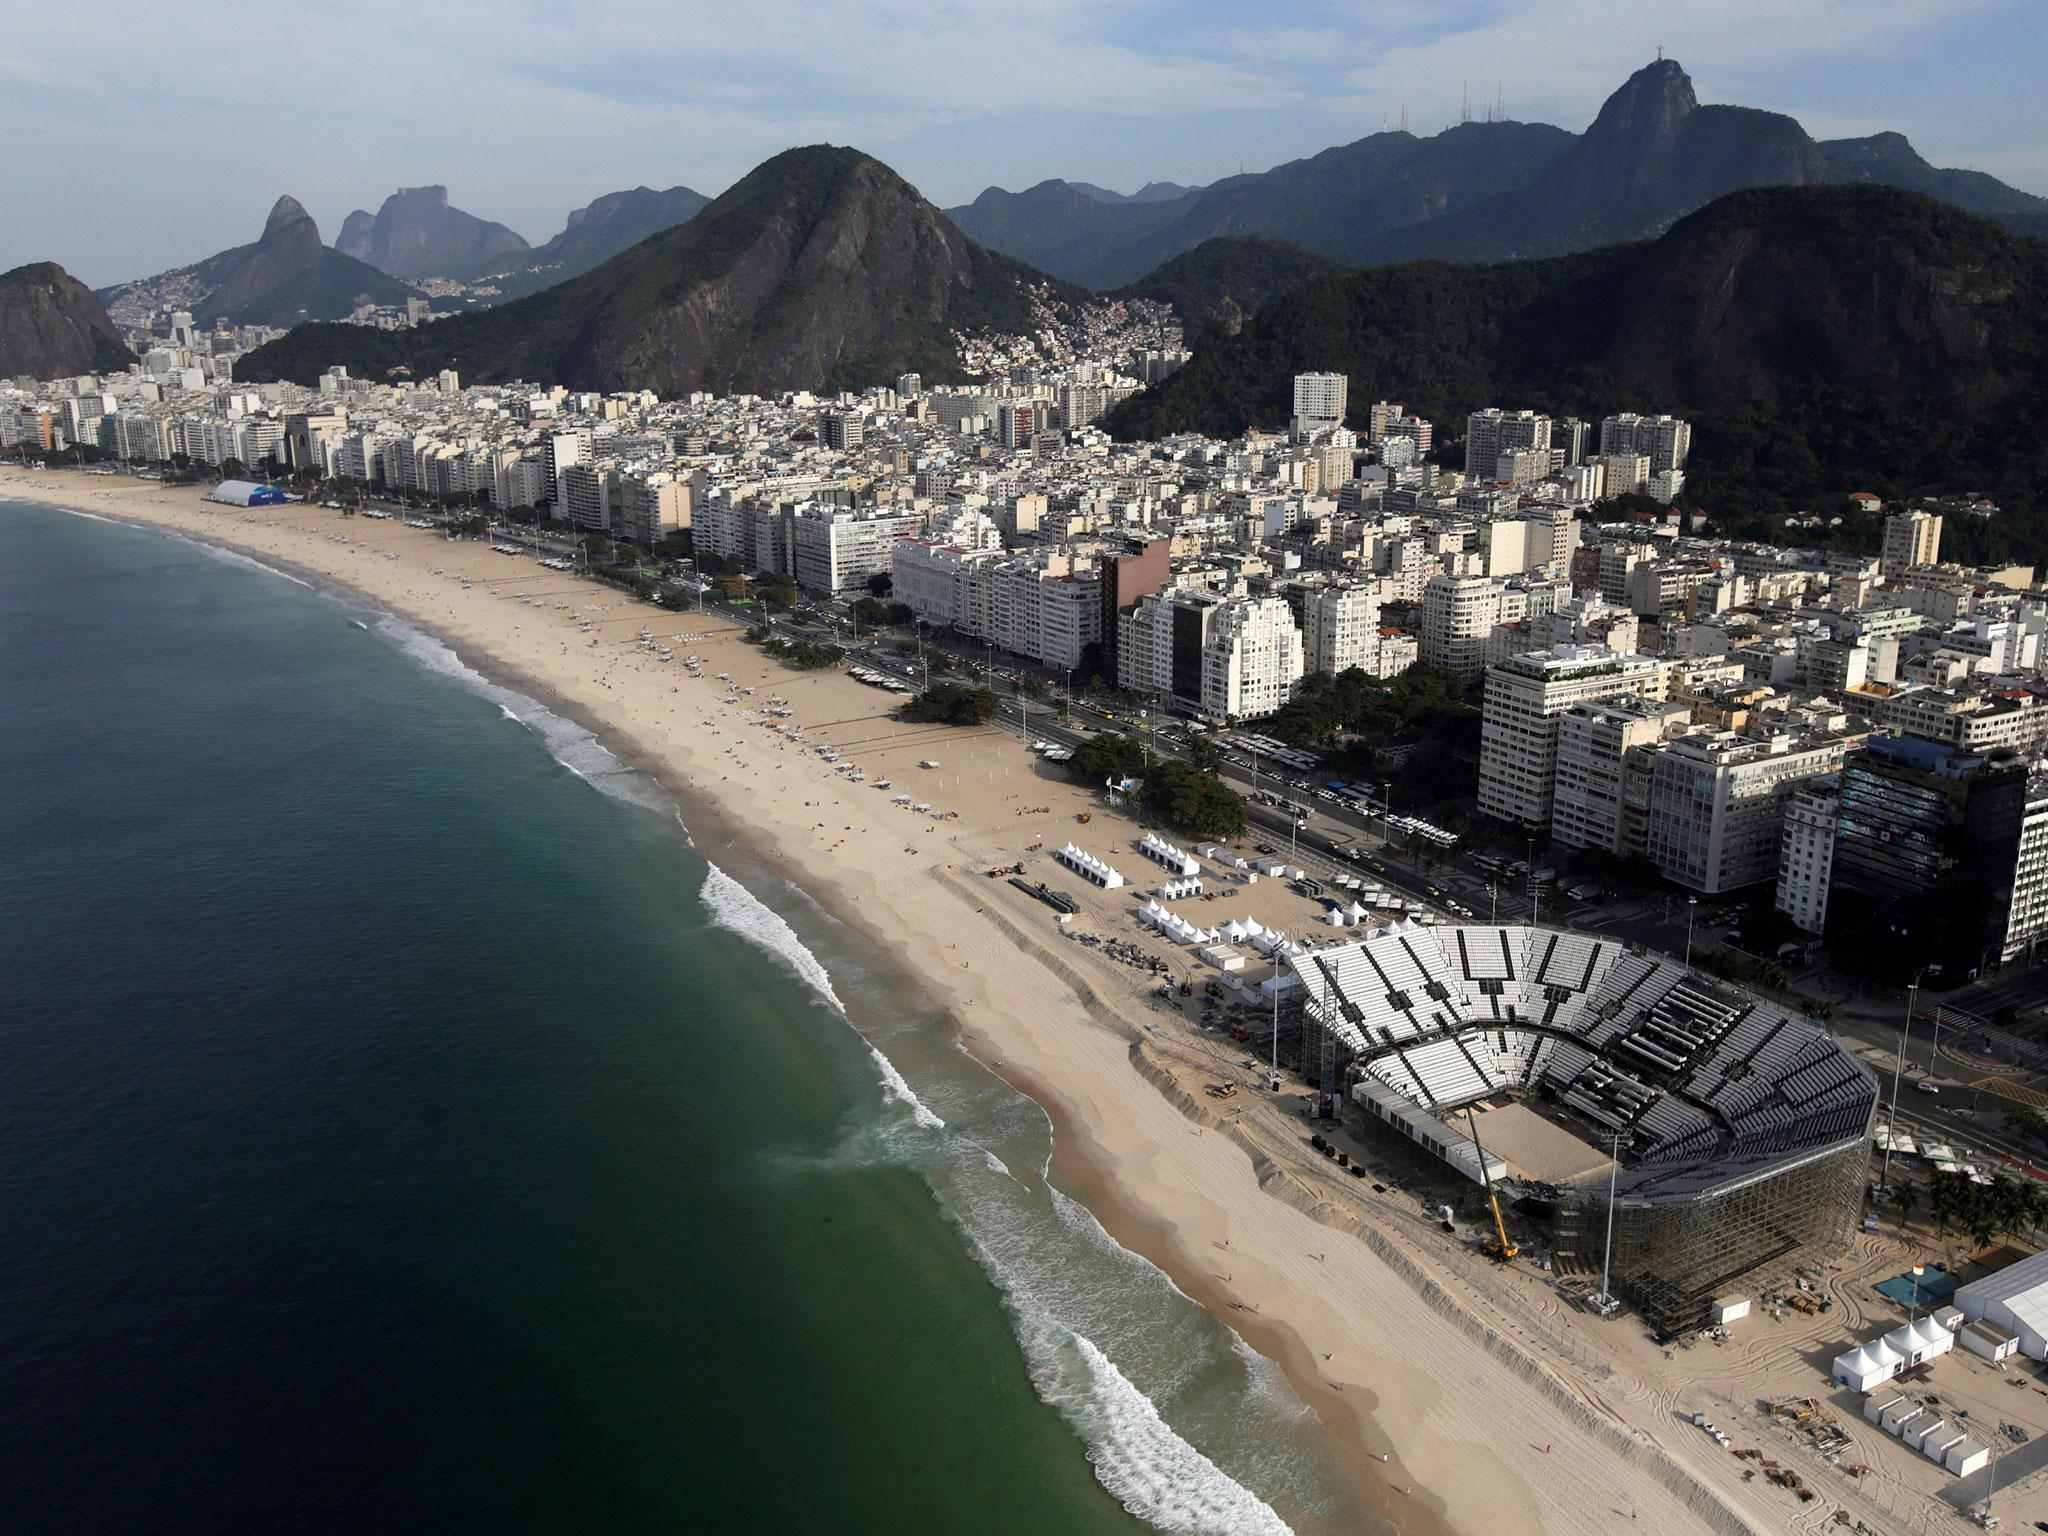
[699,864,945,1130]
[368,612,668,811]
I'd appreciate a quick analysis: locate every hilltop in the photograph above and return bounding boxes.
[1106,184,2048,544]
[335,186,530,282]
[97,196,418,328]
[955,59,2048,285]
[237,147,1067,396]
[0,263,134,378]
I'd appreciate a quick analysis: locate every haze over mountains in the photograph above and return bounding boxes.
[334,186,530,282]
[237,147,1058,397]
[95,197,420,329]
[953,60,2048,287]
[476,185,711,302]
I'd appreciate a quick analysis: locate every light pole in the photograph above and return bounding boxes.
[1880,969,1929,1194]
[1984,1426,2007,1526]
[1684,896,1699,969]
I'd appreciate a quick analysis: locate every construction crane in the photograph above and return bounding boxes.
[1462,1106,1519,1261]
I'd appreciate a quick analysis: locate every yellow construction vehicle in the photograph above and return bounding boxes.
[1207,1081,1239,1100]
[1462,1107,1519,1261]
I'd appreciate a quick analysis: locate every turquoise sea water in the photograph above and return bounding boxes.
[0,499,1392,1535]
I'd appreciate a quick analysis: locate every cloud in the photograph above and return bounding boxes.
[0,0,2039,284]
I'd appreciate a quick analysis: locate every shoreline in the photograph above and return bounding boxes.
[9,469,1873,1536]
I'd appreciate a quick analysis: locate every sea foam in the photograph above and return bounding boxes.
[368,613,668,812]
[699,864,945,1130]
[947,1180,1296,1536]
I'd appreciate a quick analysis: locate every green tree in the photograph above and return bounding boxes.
[1068,731,1148,783]
[1140,759,1249,840]
[898,685,998,725]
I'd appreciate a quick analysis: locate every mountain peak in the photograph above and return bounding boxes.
[329,185,528,281]
[238,142,1059,397]
[263,195,315,241]
[1588,57,1698,142]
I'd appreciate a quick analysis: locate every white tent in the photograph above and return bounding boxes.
[1833,1343,1898,1393]
[1224,919,1251,942]
[1883,1315,1955,1367]
[1345,900,1372,921]
[1957,1246,2048,1359]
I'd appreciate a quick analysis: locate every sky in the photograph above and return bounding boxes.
[6,0,2045,286]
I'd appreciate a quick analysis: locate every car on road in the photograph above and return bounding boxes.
[1915,1081,1940,1095]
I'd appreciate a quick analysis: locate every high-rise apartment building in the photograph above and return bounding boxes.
[1645,731,1851,894]
[1598,413,1691,474]
[1776,776,1840,934]
[560,463,608,534]
[820,410,865,452]
[1550,698,1689,854]
[1297,584,1382,677]
[1292,373,1348,435]
[543,428,591,514]
[1881,509,1943,576]
[1203,597,1306,721]
[619,471,690,545]
[1464,409,1550,481]
[1478,647,1665,826]
[1421,574,1502,685]
[1119,589,1303,721]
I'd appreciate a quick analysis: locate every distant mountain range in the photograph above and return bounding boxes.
[474,185,710,302]
[1107,184,2048,539]
[953,59,2048,287]
[335,186,531,282]
[236,147,1066,396]
[0,263,133,379]
[96,197,419,328]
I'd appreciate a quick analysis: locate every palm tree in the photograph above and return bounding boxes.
[1894,1182,1920,1228]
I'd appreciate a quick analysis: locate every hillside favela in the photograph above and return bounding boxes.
[8,14,2048,1536]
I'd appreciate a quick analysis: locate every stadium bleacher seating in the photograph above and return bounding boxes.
[1294,924,1877,1183]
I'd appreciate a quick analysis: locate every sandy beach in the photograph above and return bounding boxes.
[14,467,2034,1536]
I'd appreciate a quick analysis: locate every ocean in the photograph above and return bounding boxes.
[0,498,1391,1535]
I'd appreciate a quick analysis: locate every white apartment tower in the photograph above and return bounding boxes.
[1204,597,1305,721]
[1301,585,1382,676]
[1550,698,1689,854]
[1776,776,1840,934]
[1478,647,1665,826]
[1421,575,1502,685]
[1292,373,1348,436]
[1645,732,1850,895]
[1598,413,1691,474]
